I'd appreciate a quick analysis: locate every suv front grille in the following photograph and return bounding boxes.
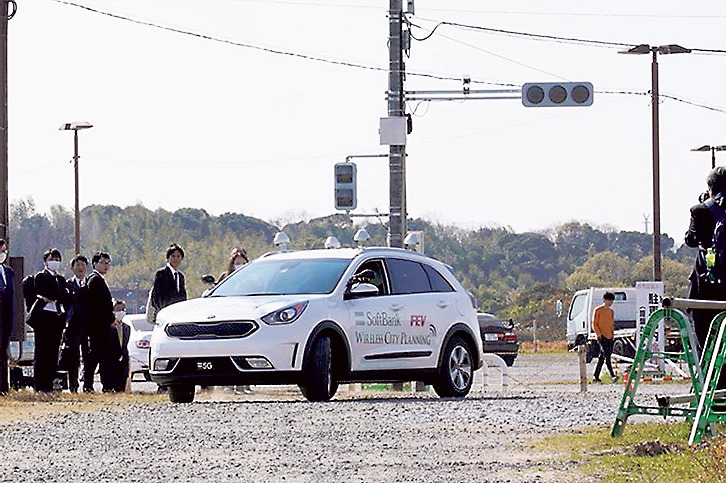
[166,321,258,339]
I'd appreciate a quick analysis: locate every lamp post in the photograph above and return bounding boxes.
[619,44,691,281]
[691,145,726,170]
[59,122,93,254]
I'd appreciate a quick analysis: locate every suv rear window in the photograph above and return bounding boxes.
[387,258,454,294]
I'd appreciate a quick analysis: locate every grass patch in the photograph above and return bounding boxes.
[0,390,165,424]
[536,422,726,482]
[520,341,568,354]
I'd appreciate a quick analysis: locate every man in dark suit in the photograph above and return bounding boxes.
[685,166,726,346]
[58,254,91,393]
[86,251,116,392]
[32,248,70,392]
[151,243,187,314]
[0,238,14,394]
[685,166,726,390]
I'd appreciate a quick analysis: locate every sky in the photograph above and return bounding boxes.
[6,0,726,244]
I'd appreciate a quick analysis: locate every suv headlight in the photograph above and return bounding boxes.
[261,302,308,325]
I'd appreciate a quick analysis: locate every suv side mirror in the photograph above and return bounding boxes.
[344,282,379,300]
[201,274,216,286]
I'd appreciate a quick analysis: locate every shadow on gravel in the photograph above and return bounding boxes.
[191,393,543,406]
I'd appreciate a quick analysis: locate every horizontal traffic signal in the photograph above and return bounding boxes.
[522,82,594,107]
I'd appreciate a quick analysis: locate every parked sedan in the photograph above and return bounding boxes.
[124,314,154,381]
[477,313,519,366]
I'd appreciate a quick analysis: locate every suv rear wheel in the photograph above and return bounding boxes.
[300,335,339,402]
[433,335,474,398]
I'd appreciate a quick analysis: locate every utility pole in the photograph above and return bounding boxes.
[387,0,406,248]
[0,0,16,396]
[0,1,15,242]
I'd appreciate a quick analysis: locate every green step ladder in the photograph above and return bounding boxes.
[689,307,726,444]
[611,304,704,438]
[611,297,726,444]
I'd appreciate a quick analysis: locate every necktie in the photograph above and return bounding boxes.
[174,272,179,292]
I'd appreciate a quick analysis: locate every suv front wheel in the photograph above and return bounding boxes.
[299,335,339,402]
[168,384,195,403]
[433,335,474,398]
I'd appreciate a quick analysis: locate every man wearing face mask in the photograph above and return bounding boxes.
[86,251,116,392]
[0,239,15,394]
[32,248,70,392]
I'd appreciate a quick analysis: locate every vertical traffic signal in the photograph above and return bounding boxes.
[522,82,594,107]
[334,162,357,211]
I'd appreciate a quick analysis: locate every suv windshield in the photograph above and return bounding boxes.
[210,258,351,296]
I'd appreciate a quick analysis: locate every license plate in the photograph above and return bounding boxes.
[484,333,498,341]
[22,366,34,377]
[196,361,214,371]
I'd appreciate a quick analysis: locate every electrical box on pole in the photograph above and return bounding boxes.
[522,82,594,107]
[334,162,357,211]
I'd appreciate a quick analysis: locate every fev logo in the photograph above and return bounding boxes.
[355,311,366,326]
[410,315,426,327]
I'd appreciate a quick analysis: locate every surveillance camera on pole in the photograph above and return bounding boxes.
[522,82,594,107]
[334,162,357,211]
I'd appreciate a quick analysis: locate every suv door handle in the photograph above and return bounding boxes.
[390,304,403,312]
[437,301,450,308]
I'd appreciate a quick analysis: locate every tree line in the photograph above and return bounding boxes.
[9,198,698,341]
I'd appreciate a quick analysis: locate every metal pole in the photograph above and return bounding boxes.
[651,50,662,281]
[712,146,716,170]
[388,0,406,248]
[74,129,80,254]
[0,1,8,242]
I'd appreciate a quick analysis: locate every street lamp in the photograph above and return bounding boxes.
[691,144,726,170]
[619,44,691,281]
[59,121,93,255]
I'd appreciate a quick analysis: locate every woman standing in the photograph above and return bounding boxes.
[219,247,249,283]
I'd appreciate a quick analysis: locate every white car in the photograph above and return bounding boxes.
[124,314,154,381]
[150,247,483,403]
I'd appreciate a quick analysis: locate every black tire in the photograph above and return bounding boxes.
[168,384,195,403]
[433,336,474,398]
[612,339,625,357]
[299,335,339,402]
[502,355,516,367]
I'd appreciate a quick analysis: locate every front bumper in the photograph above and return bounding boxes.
[150,332,303,386]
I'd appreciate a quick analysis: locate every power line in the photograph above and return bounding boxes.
[51,0,726,113]
[411,17,726,54]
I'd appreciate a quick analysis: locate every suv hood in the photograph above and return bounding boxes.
[156,295,321,324]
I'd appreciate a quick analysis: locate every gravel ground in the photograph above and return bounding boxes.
[0,353,692,483]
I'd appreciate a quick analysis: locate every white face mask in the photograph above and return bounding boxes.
[47,260,62,272]
[114,310,126,321]
[233,262,245,269]
[0,252,6,264]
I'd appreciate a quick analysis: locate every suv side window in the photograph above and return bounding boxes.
[355,259,389,296]
[387,258,431,294]
[422,264,454,293]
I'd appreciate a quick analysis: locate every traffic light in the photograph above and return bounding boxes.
[334,162,357,211]
[522,82,593,107]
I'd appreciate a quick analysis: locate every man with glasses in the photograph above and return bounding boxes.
[86,251,116,392]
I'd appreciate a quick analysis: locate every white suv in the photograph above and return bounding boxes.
[150,247,482,403]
